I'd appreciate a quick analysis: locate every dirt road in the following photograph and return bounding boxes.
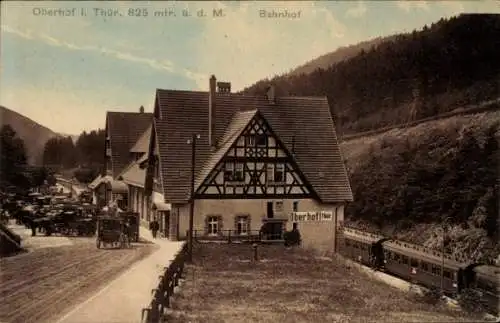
[0,238,157,323]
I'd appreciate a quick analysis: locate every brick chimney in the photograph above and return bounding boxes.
[209,75,217,147]
[267,85,275,104]
[139,105,144,113]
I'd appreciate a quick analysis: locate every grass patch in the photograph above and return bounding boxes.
[164,243,477,323]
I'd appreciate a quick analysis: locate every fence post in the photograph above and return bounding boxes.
[252,243,258,262]
[141,307,150,323]
[149,296,160,322]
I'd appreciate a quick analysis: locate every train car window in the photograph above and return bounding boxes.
[431,265,441,275]
[345,240,351,247]
[443,270,452,279]
[393,253,400,262]
[420,262,429,272]
[401,255,409,265]
[410,258,418,267]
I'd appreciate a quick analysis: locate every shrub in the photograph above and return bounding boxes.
[417,286,443,305]
[284,230,301,247]
[457,288,488,314]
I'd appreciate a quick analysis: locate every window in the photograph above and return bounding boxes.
[293,201,299,212]
[234,163,244,181]
[224,163,234,181]
[421,262,429,272]
[410,258,418,268]
[274,164,285,182]
[443,270,452,279]
[207,216,219,236]
[401,256,409,265]
[275,201,284,212]
[235,216,249,235]
[266,164,274,183]
[256,134,267,147]
[246,135,255,147]
[431,265,441,275]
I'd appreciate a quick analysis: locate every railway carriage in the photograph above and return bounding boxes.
[467,264,500,315]
[342,227,385,266]
[381,239,464,295]
[341,226,499,316]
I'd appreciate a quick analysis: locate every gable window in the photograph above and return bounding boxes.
[274,164,285,182]
[224,163,234,181]
[235,215,249,235]
[256,134,267,147]
[266,164,274,184]
[246,135,255,147]
[234,163,244,181]
[207,216,219,236]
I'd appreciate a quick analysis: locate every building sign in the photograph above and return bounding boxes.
[289,211,333,222]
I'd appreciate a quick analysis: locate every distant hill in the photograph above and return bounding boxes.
[0,106,59,165]
[288,35,398,76]
[242,14,500,137]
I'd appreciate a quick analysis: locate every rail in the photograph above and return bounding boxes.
[140,242,188,323]
[340,99,500,142]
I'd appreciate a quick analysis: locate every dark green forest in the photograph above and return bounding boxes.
[342,112,499,260]
[0,125,55,190]
[242,14,500,136]
[42,129,105,183]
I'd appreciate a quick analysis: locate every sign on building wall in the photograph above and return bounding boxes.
[289,211,334,222]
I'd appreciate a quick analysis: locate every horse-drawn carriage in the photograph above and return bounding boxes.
[96,216,131,249]
[30,204,96,237]
[119,212,140,242]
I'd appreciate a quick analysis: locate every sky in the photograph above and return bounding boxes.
[1,1,499,135]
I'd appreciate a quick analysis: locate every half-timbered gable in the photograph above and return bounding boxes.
[146,75,353,253]
[196,110,316,199]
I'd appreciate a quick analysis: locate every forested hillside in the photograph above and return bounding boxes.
[0,106,58,165]
[43,129,105,183]
[242,14,500,136]
[288,35,397,76]
[342,111,499,262]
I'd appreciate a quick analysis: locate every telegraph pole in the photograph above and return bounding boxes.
[188,134,199,262]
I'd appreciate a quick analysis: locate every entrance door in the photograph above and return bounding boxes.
[267,202,274,218]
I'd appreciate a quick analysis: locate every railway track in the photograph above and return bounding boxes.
[0,240,155,323]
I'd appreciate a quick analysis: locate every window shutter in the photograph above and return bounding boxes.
[234,215,239,234]
[204,216,209,235]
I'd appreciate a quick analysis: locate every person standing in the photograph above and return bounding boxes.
[150,218,159,238]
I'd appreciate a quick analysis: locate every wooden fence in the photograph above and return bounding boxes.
[192,229,284,243]
[141,242,188,323]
